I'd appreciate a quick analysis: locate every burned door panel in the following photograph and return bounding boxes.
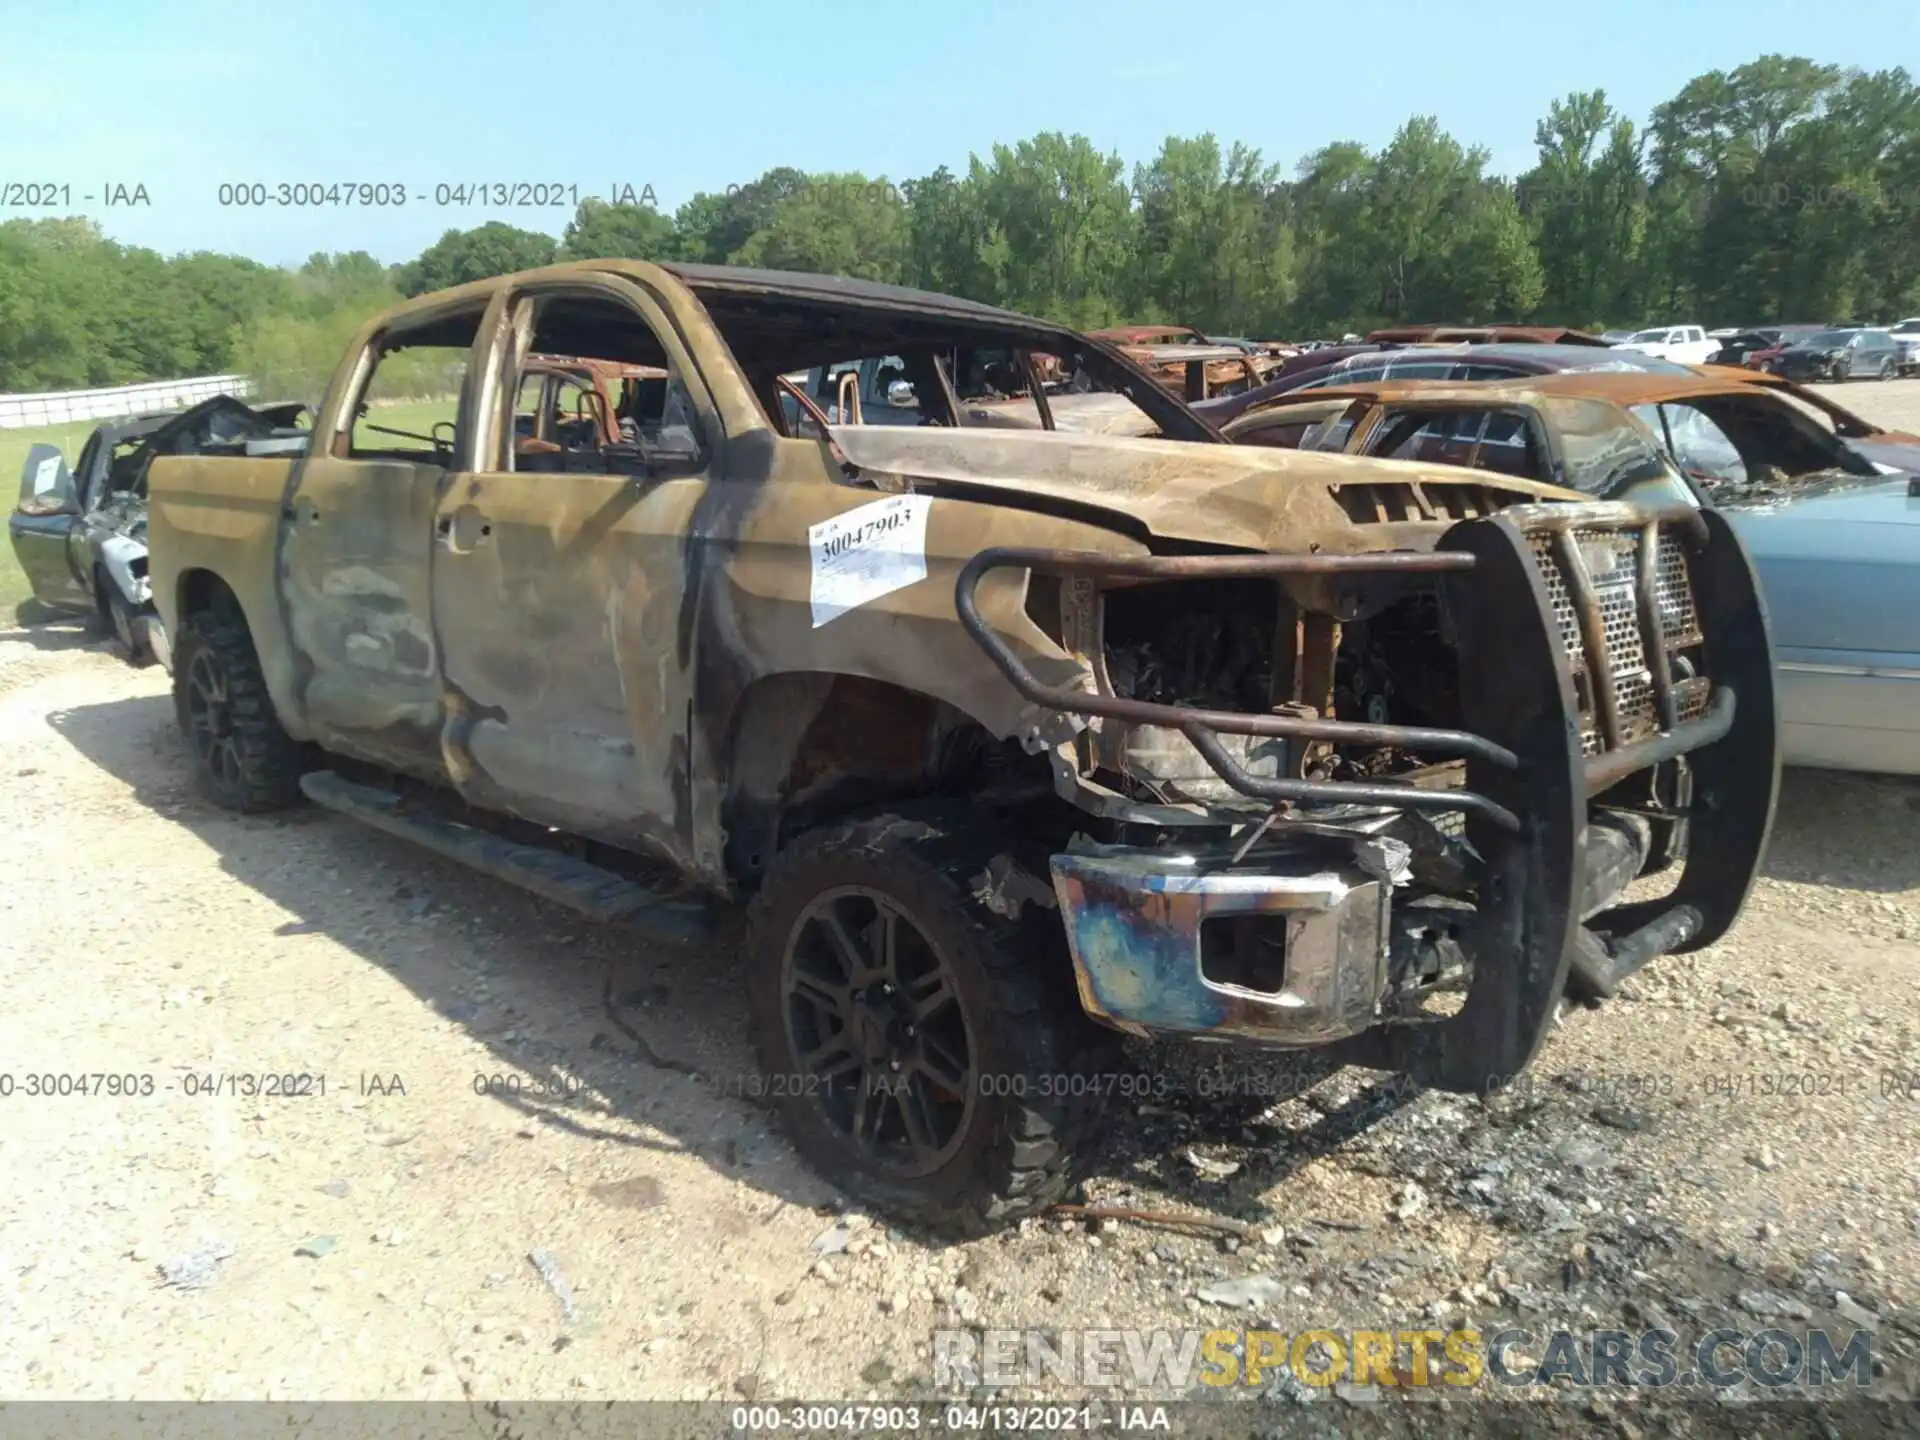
[280,455,446,773]
[431,468,709,862]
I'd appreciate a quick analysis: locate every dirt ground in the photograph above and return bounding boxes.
[1,381,1918,1427]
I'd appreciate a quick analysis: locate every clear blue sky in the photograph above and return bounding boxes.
[4,0,1915,267]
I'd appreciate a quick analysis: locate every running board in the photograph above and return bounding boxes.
[298,771,716,944]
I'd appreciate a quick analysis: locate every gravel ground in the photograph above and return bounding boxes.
[2,395,1918,1430]
[1806,373,1920,434]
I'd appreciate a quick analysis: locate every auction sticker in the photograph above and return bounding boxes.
[808,494,933,628]
[32,455,61,495]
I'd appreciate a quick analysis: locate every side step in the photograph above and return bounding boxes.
[298,771,716,944]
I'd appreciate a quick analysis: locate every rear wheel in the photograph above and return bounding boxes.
[172,604,308,811]
[747,809,1103,1234]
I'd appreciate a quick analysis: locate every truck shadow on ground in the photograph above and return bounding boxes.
[43,688,1445,1236]
[1,611,110,655]
[41,692,1920,1250]
[1764,767,1920,896]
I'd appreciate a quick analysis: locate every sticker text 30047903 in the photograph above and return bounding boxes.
[807,495,934,628]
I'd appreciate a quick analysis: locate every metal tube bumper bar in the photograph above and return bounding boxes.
[955,508,1744,835]
[955,546,1525,828]
[1181,724,1521,833]
[1584,687,1736,795]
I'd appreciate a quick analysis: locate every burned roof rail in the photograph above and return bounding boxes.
[953,545,1526,829]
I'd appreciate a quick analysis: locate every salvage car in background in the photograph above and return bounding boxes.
[1538,372,1920,773]
[1742,325,1822,372]
[1891,317,1920,374]
[1195,342,1692,425]
[142,259,1775,1226]
[1116,342,1284,399]
[10,396,310,658]
[1365,324,1611,347]
[1224,368,1919,772]
[1708,328,1789,367]
[1612,324,1718,364]
[1218,378,1700,506]
[1087,323,1210,346]
[1765,327,1901,381]
[1224,369,1917,491]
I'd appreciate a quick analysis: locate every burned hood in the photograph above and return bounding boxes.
[828,424,1588,553]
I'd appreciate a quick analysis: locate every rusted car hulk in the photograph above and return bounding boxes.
[144,262,1779,1233]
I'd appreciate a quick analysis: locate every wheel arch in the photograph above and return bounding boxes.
[173,567,312,741]
[718,669,1026,890]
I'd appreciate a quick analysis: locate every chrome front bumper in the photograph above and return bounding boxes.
[1050,836,1401,1046]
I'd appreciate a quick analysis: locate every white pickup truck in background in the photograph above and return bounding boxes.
[1612,324,1718,364]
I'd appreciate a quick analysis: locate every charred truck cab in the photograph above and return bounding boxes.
[957,499,1776,1097]
[143,261,1777,1235]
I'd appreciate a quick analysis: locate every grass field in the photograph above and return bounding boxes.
[0,400,459,621]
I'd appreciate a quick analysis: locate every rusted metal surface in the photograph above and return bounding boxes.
[951,544,1529,830]
[516,354,666,448]
[1089,324,1211,347]
[1049,836,1393,1044]
[826,423,1590,555]
[1518,366,1920,445]
[1114,342,1286,400]
[1635,522,1679,731]
[1583,689,1736,795]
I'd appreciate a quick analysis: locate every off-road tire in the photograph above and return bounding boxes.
[746,808,1106,1235]
[171,604,307,812]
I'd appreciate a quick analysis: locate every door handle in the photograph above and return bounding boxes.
[439,505,492,553]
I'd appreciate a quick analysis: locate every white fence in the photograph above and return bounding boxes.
[0,374,254,430]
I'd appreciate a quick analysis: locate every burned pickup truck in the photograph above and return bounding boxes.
[145,262,1777,1232]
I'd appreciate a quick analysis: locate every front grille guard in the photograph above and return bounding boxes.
[952,503,1737,833]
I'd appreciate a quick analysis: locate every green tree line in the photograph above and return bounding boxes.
[3,55,1918,397]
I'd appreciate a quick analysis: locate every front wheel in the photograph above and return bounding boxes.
[105,585,153,665]
[746,810,1102,1234]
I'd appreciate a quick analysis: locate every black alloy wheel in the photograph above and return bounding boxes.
[746,808,1105,1232]
[185,645,243,793]
[781,885,976,1177]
